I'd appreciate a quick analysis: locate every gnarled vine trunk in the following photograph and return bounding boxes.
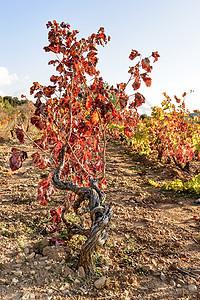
[52,145,112,273]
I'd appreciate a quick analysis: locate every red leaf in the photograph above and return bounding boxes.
[10,148,28,171]
[43,85,56,98]
[93,138,99,152]
[129,50,140,60]
[124,126,134,138]
[50,207,62,224]
[37,173,55,205]
[34,136,48,150]
[31,152,51,169]
[182,92,187,98]
[152,51,160,62]
[31,116,44,130]
[134,93,145,108]
[141,58,152,72]
[141,73,152,87]
[15,127,24,143]
[132,78,141,90]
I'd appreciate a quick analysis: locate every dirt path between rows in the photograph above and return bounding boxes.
[0,138,200,299]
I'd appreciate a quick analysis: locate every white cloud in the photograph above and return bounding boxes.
[0,89,6,97]
[0,66,19,86]
[12,87,35,101]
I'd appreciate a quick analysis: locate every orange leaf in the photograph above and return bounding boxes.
[86,96,93,110]
[99,177,107,189]
[129,50,140,60]
[152,51,160,62]
[141,73,152,87]
[90,110,99,125]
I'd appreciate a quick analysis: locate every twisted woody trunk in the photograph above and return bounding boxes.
[52,145,112,273]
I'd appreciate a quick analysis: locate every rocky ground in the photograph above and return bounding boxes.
[0,136,200,300]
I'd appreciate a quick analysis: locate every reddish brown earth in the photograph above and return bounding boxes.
[0,136,200,300]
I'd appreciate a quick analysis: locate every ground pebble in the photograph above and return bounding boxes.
[77,266,85,278]
[176,278,185,285]
[47,289,54,295]
[13,270,23,276]
[12,278,19,285]
[188,284,197,292]
[24,247,30,254]
[160,272,166,281]
[94,276,107,289]
[39,256,48,261]
[21,291,35,299]
[143,264,153,272]
[169,280,176,287]
[27,252,35,260]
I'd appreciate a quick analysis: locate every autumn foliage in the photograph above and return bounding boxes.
[10,20,159,209]
[117,91,200,173]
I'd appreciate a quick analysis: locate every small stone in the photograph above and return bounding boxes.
[188,284,197,292]
[60,283,70,290]
[177,284,181,288]
[39,256,48,261]
[94,276,107,289]
[176,278,185,285]
[30,270,36,275]
[27,252,35,260]
[139,286,148,290]
[21,291,35,299]
[125,233,130,239]
[143,264,153,272]
[169,280,176,287]
[24,247,30,254]
[159,283,168,289]
[79,287,88,295]
[174,241,181,247]
[160,272,166,281]
[12,278,19,285]
[13,264,22,268]
[53,264,62,274]
[77,266,85,278]
[47,289,54,295]
[33,237,50,252]
[15,258,25,264]
[102,265,109,275]
[151,259,157,267]
[13,270,23,276]
[45,266,52,271]
[62,289,70,296]
[73,278,80,285]
[62,266,75,277]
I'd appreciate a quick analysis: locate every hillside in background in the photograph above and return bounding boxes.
[0,96,35,141]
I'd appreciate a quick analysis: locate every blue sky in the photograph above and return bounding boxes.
[0,0,200,114]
